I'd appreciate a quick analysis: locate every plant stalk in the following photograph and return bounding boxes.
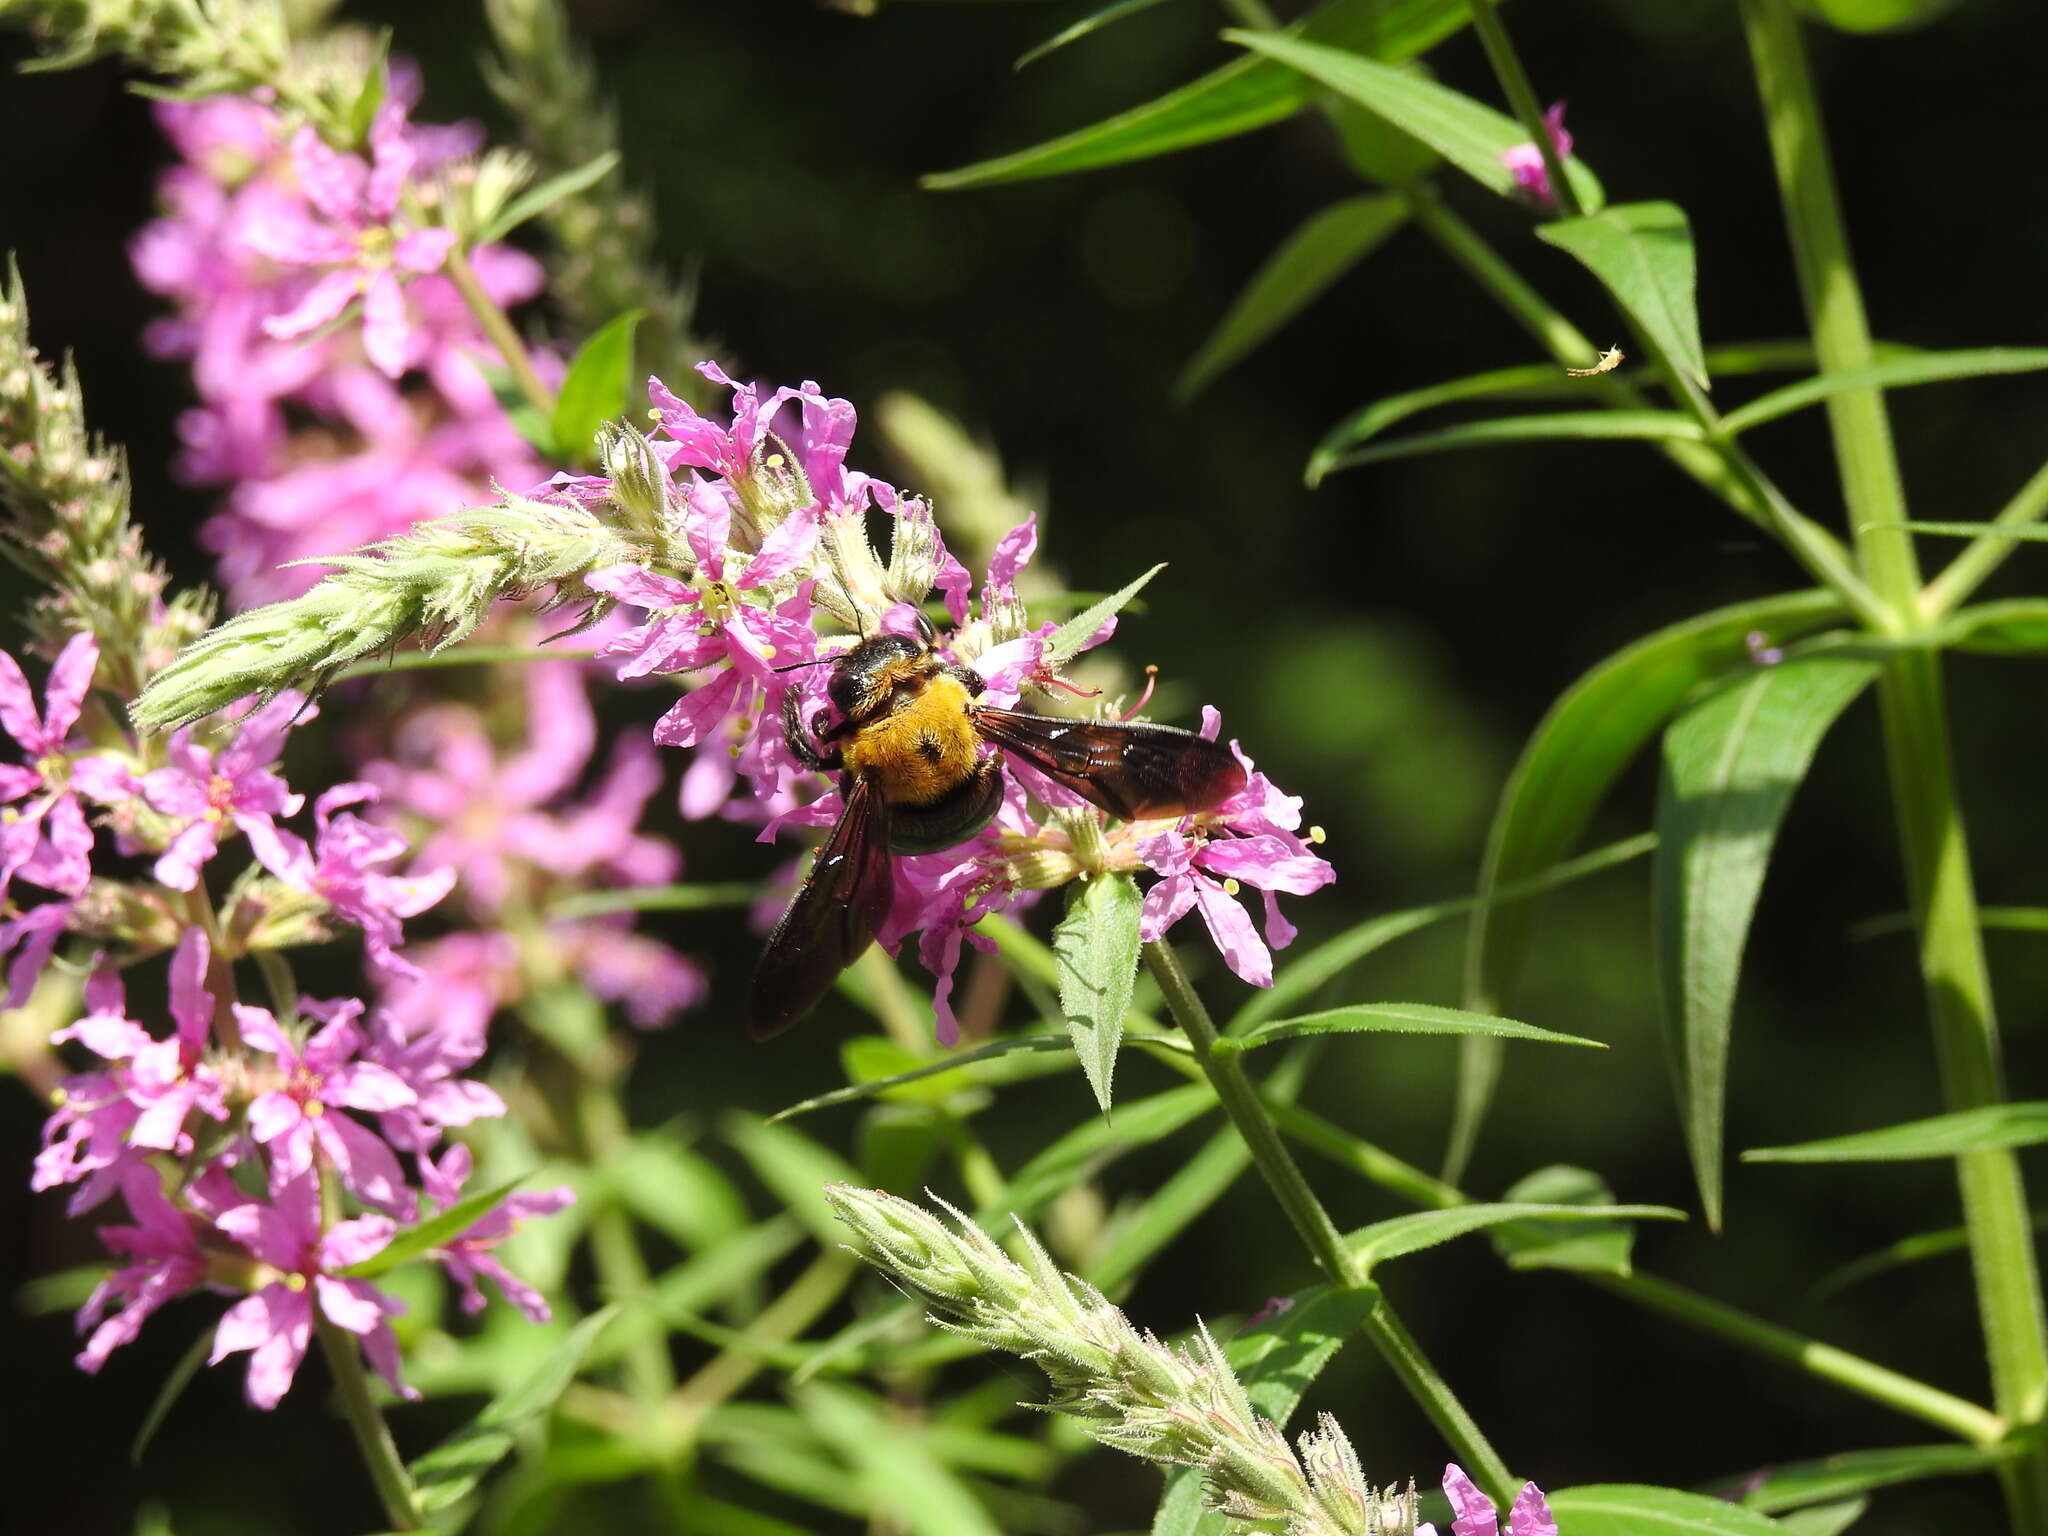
[316,1311,424,1530]
[1464,0,1580,219]
[1739,4,2048,1523]
[444,244,555,424]
[1142,938,1517,1506]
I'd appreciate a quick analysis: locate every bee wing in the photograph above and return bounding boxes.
[747,777,895,1040]
[973,708,1248,823]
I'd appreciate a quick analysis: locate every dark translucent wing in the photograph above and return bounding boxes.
[974,708,1248,822]
[747,777,895,1040]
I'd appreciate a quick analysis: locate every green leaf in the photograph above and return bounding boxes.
[1722,348,2048,435]
[1240,1001,1602,1050]
[1849,903,2048,942]
[1884,520,2048,542]
[19,1263,103,1316]
[1233,833,1654,1037]
[1152,1281,1382,1536]
[1223,30,1601,209]
[1943,598,2048,655]
[1773,1500,1865,1536]
[1309,342,1829,484]
[1054,871,1144,1112]
[1176,194,1408,401]
[1346,1201,1683,1274]
[338,1175,528,1279]
[925,0,1481,189]
[345,31,393,147]
[474,149,622,246]
[1450,590,1845,1182]
[1015,0,1172,70]
[604,1133,750,1252]
[410,1307,617,1512]
[549,309,643,471]
[1550,1485,1795,1535]
[993,1082,1215,1221]
[1800,0,1964,34]
[795,1382,1004,1536]
[1043,563,1165,667]
[480,359,557,458]
[1747,1102,2048,1164]
[1707,1443,1993,1512]
[1655,657,1877,1224]
[545,881,760,919]
[1539,203,1710,391]
[1490,1165,1642,1276]
[769,1034,1132,1122]
[131,1329,212,1465]
[723,1112,863,1245]
[1315,410,1704,477]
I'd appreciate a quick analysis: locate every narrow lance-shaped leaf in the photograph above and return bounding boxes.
[796,1381,1004,1536]
[1539,203,1710,391]
[1014,0,1174,71]
[1721,347,2048,435]
[1547,1484,1799,1535]
[925,0,1486,190]
[1450,589,1846,1182]
[1655,656,1877,1227]
[474,149,622,246]
[1223,30,1603,210]
[1054,870,1144,1112]
[336,1175,528,1279]
[550,308,643,471]
[1747,1102,2048,1163]
[1177,194,1408,401]
[1346,1201,1683,1274]
[1705,1442,1995,1512]
[1152,1282,1383,1536]
[1044,562,1164,666]
[1238,1001,1602,1050]
[1315,409,1701,477]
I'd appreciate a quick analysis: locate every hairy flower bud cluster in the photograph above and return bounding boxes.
[825,1186,1438,1536]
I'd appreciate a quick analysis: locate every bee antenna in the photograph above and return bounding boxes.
[770,655,830,675]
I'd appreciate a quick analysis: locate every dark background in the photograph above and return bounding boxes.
[7,0,2048,1529]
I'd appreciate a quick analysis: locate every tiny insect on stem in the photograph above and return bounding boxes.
[1564,346,1625,377]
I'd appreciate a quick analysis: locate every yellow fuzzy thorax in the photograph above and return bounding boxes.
[841,673,983,807]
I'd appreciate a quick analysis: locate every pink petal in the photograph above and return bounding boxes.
[243,1294,312,1409]
[234,1004,295,1062]
[264,268,364,341]
[360,269,411,380]
[314,1274,385,1334]
[986,514,1038,594]
[1444,1464,1500,1536]
[393,226,455,275]
[737,505,819,588]
[1193,879,1272,988]
[0,649,41,749]
[327,1061,416,1113]
[1507,1484,1557,1536]
[651,669,741,750]
[215,1202,305,1271]
[587,564,696,610]
[316,1113,414,1218]
[290,124,368,223]
[320,1214,396,1272]
[245,1091,303,1148]
[168,927,212,1048]
[152,818,221,891]
[40,632,100,742]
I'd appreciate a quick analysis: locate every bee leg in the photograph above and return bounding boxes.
[782,684,843,772]
[940,663,988,699]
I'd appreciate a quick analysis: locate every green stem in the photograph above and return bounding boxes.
[578,1078,676,1405]
[1738,11,2048,1523]
[1920,456,2048,619]
[1586,1271,2004,1447]
[445,244,555,424]
[1463,0,1581,219]
[1142,939,1517,1507]
[669,1251,859,1445]
[315,1311,424,1530]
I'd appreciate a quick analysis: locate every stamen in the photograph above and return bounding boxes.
[1307,825,1327,844]
[1117,664,1160,721]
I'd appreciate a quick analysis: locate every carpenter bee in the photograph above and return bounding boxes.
[747,614,1247,1038]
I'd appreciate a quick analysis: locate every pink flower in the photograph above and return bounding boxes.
[138,693,310,891]
[237,998,418,1217]
[210,1169,416,1409]
[249,104,459,379]
[1136,710,1333,988]
[267,782,455,978]
[0,898,74,1008]
[1443,1464,1557,1536]
[0,632,102,897]
[357,993,505,1155]
[420,1145,574,1322]
[1502,103,1573,210]
[75,1165,209,1373]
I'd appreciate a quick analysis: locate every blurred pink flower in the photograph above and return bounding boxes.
[0,632,101,897]
[75,1165,210,1374]
[137,693,311,891]
[1444,1465,1558,1536]
[1502,103,1573,209]
[421,1145,575,1322]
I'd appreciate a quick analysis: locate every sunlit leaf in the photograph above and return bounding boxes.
[1054,870,1144,1112]
[1015,0,1173,70]
[926,0,1483,189]
[549,308,643,471]
[1800,0,1964,34]
[1177,194,1407,401]
[1044,563,1165,666]
[770,1033,1147,1122]
[604,1133,750,1252]
[1490,1165,1641,1277]
[1223,29,1601,209]
[796,1382,1004,1536]
[1747,1103,2048,1163]
[337,1175,528,1279]
[1941,599,2048,656]
[1315,410,1704,477]
[1451,589,1846,1181]
[1346,1201,1682,1273]
[1705,1442,1994,1512]
[1539,202,1709,391]
[1549,1485,1798,1534]
[1773,1499,1866,1536]
[1655,657,1876,1225]
[723,1112,864,1245]
[1240,1001,1600,1050]
[1152,1281,1383,1536]
[1722,348,2048,435]
[1884,521,2048,542]
[474,149,621,246]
